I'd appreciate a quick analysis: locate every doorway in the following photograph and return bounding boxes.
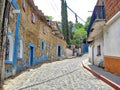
[58,46,62,57]
[28,43,35,66]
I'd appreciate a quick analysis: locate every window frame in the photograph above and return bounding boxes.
[97,45,101,56]
[31,12,35,24]
[5,32,14,64]
[22,0,26,12]
[17,37,24,60]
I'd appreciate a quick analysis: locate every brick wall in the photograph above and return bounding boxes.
[105,0,120,21]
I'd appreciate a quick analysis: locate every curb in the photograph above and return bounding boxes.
[82,62,120,90]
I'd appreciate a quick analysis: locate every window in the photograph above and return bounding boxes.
[58,45,62,57]
[17,38,23,60]
[43,26,46,34]
[41,40,45,50]
[31,13,35,23]
[5,32,14,64]
[97,45,101,56]
[6,37,10,61]
[22,0,26,12]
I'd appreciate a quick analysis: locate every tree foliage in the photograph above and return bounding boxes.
[45,15,53,20]
[84,16,91,31]
[70,22,87,48]
[61,0,69,44]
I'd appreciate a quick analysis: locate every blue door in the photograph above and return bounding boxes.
[30,46,34,66]
[58,46,61,57]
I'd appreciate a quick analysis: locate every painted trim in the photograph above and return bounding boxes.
[12,9,20,13]
[104,55,120,60]
[28,42,35,66]
[33,54,48,65]
[28,42,35,47]
[11,0,21,70]
[82,62,120,90]
[106,11,120,26]
[5,32,14,64]
[17,37,24,60]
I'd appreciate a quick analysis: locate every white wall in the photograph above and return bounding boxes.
[93,32,104,66]
[88,45,93,63]
[104,18,120,57]
[88,32,104,66]
[65,48,73,57]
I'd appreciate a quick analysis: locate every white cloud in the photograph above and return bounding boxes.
[34,0,97,23]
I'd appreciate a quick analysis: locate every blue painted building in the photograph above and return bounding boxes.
[2,0,66,78]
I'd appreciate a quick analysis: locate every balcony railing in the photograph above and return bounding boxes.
[87,6,105,36]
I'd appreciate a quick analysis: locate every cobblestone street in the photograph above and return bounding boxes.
[3,55,113,90]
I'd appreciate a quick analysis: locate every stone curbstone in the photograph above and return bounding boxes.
[82,61,120,90]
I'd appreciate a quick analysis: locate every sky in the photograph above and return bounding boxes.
[34,0,97,24]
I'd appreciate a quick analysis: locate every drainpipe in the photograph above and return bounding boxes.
[8,0,20,75]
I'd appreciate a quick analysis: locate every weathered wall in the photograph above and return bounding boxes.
[4,0,66,77]
[104,17,120,75]
[104,18,120,56]
[65,48,73,58]
[93,32,104,66]
[18,0,66,63]
[104,0,120,21]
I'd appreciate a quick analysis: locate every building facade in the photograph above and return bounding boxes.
[87,0,105,66]
[1,0,66,79]
[88,0,120,75]
[104,0,120,75]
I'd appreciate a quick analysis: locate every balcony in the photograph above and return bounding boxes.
[87,6,105,42]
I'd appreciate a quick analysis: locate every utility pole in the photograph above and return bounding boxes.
[75,13,78,23]
[67,6,85,23]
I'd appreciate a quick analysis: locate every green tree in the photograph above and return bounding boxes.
[68,21,74,39]
[45,15,53,20]
[61,0,69,44]
[84,16,91,31]
[74,23,83,29]
[70,22,87,48]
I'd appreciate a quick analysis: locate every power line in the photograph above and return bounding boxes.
[49,0,61,19]
[45,0,61,20]
[67,6,85,23]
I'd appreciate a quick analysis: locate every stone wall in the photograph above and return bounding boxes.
[4,0,66,77]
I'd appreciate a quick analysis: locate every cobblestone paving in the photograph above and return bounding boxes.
[3,55,114,90]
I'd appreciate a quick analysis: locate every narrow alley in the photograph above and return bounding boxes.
[3,55,113,90]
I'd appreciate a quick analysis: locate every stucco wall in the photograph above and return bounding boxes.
[93,32,104,66]
[104,18,120,56]
[65,48,73,58]
[104,17,120,76]
[88,46,93,63]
